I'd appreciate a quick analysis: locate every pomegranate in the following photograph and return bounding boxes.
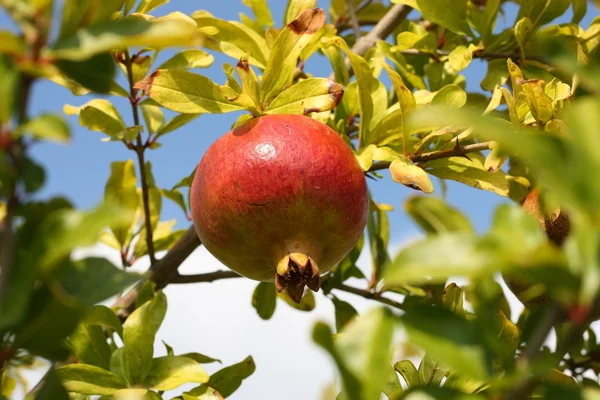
[190,114,369,302]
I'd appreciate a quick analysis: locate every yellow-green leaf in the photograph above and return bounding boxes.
[425,154,510,196]
[136,0,170,14]
[140,103,165,134]
[260,8,326,103]
[64,99,126,135]
[134,70,245,114]
[157,49,214,70]
[144,356,209,390]
[242,0,274,30]
[56,364,126,395]
[432,84,467,108]
[284,0,317,24]
[104,160,139,246]
[448,44,478,72]
[0,31,26,56]
[264,78,343,115]
[192,10,269,68]
[236,57,261,108]
[416,0,474,36]
[390,158,434,194]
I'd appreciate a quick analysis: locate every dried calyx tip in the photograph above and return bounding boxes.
[275,253,320,303]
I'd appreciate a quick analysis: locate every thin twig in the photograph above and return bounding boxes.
[170,270,405,311]
[335,284,405,311]
[123,51,157,266]
[398,48,545,63]
[346,0,362,39]
[369,141,492,172]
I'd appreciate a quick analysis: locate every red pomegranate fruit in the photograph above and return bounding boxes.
[190,114,369,302]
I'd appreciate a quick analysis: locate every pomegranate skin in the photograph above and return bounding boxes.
[190,114,369,284]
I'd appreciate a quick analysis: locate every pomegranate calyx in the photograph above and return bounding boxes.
[275,253,320,303]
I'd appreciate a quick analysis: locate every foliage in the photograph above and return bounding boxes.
[1,0,600,399]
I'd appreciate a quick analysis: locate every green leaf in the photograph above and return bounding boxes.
[156,112,201,137]
[57,257,141,306]
[192,10,269,68]
[313,308,394,400]
[0,55,19,124]
[14,286,83,360]
[157,49,214,70]
[325,36,375,145]
[284,0,316,24]
[55,53,116,94]
[572,0,587,23]
[104,160,139,246]
[68,320,112,369]
[140,103,165,134]
[448,45,477,72]
[400,304,492,381]
[521,79,553,124]
[260,8,326,103]
[64,99,126,136]
[416,0,474,36]
[58,0,126,39]
[183,387,223,400]
[417,354,449,386]
[181,352,222,365]
[514,17,533,55]
[480,59,509,92]
[144,356,209,390]
[15,113,71,143]
[394,360,419,388]
[0,30,26,57]
[332,297,358,332]
[264,78,343,115]
[123,291,167,384]
[278,288,316,311]
[162,188,188,216]
[442,282,465,316]
[21,157,46,194]
[432,84,467,108]
[425,154,509,196]
[56,364,127,395]
[37,205,133,271]
[135,70,245,114]
[84,305,123,337]
[242,0,274,29]
[101,125,143,142]
[383,233,483,287]
[517,0,570,28]
[51,13,199,61]
[367,199,391,283]
[136,0,170,13]
[252,282,277,320]
[405,195,474,234]
[191,356,256,398]
[35,369,69,400]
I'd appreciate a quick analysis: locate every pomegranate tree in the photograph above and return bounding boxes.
[190,114,369,302]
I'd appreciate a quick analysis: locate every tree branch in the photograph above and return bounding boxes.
[124,51,157,266]
[0,17,45,310]
[346,0,362,40]
[503,296,600,400]
[330,4,412,80]
[369,141,492,172]
[171,270,240,283]
[113,226,201,319]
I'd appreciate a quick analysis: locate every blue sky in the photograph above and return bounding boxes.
[2,0,575,242]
